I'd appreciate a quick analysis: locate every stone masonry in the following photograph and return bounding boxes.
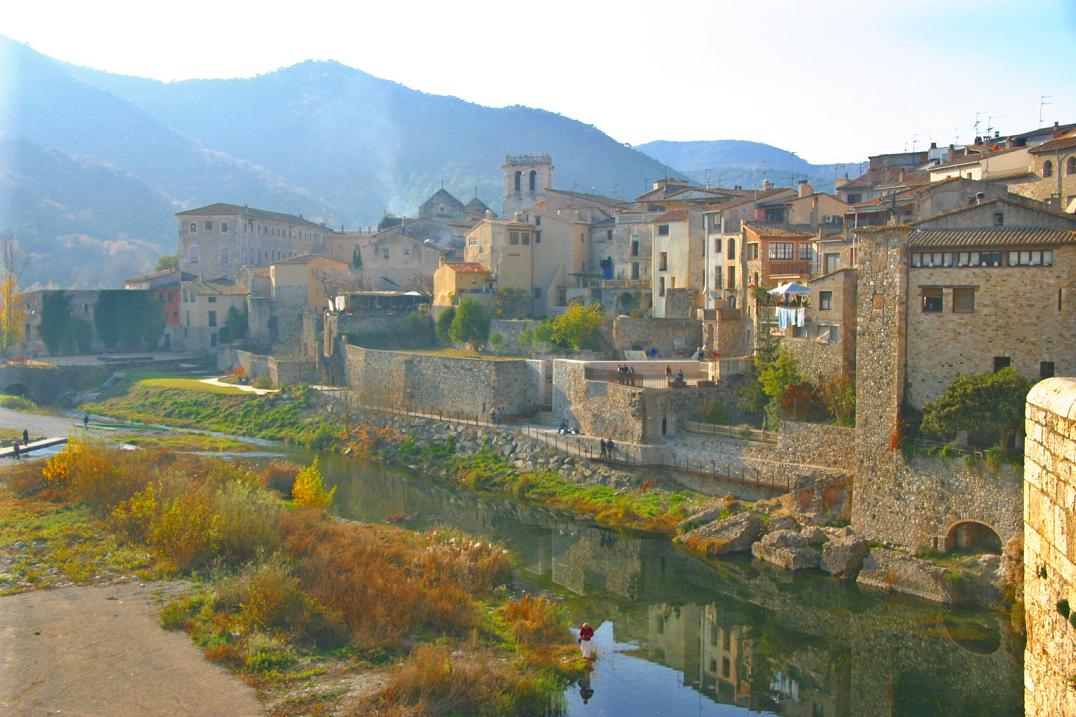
[1023,377,1076,717]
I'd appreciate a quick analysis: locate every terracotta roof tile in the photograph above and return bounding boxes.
[906,227,1076,248]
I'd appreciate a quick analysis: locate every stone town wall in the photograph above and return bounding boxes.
[269,357,316,387]
[775,422,856,472]
[782,337,845,384]
[271,286,308,356]
[488,319,541,354]
[233,350,271,378]
[344,344,542,418]
[1023,377,1076,717]
[612,317,702,357]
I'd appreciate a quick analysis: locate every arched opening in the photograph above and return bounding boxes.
[1043,160,1053,178]
[514,171,522,192]
[616,292,636,315]
[528,170,537,192]
[1068,156,1076,176]
[945,521,1002,554]
[943,614,1001,654]
[4,383,28,397]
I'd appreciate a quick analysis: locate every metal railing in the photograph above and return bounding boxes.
[583,367,710,389]
[681,420,777,444]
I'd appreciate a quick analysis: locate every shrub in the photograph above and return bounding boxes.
[148,489,221,570]
[817,373,855,426]
[435,306,456,345]
[921,368,1031,448]
[449,299,490,350]
[6,461,48,496]
[252,375,274,390]
[262,462,300,494]
[291,458,336,511]
[242,633,298,673]
[214,479,281,564]
[0,394,37,410]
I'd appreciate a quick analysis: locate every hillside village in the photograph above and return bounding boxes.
[4,118,1076,715]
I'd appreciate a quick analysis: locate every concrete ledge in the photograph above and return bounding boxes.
[1027,377,1076,421]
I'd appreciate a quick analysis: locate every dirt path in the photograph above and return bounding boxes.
[0,581,264,716]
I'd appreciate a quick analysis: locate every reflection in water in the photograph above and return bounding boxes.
[291,450,1022,717]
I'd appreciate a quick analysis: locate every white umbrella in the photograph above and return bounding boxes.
[768,282,810,296]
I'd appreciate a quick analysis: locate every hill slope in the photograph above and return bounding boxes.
[636,139,866,193]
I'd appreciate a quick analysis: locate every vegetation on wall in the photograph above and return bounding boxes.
[155,255,178,271]
[518,302,605,353]
[492,286,529,319]
[217,306,248,345]
[92,290,165,351]
[450,299,490,350]
[37,291,93,355]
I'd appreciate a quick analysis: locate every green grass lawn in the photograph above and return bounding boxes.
[139,378,249,395]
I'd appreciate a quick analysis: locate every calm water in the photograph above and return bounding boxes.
[280,449,1024,717]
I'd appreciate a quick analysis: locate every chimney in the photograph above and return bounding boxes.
[798,179,813,198]
[762,178,774,191]
[930,141,937,149]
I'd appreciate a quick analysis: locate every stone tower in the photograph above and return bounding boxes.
[502,154,553,216]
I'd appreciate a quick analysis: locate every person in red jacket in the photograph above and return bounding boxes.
[578,622,595,659]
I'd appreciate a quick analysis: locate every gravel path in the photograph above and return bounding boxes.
[0,582,264,716]
[0,408,83,439]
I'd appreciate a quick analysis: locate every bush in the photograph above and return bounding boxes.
[435,307,456,345]
[251,375,274,390]
[700,401,728,425]
[450,299,490,350]
[0,394,37,410]
[817,373,855,426]
[262,461,300,494]
[291,458,336,511]
[921,368,1031,448]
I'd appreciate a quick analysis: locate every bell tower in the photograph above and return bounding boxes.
[502,154,553,216]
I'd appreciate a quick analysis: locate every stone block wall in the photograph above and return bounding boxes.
[782,337,845,384]
[775,422,856,472]
[344,344,542,419]
[488,319,541,354]
[234,350,271,378]
[1024,377,1076,717]
[269,357,316,386]
[612,317,702,357]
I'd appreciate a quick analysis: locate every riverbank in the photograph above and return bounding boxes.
[1,444,584,715]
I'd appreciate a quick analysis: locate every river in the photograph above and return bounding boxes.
[290,449,1023,717]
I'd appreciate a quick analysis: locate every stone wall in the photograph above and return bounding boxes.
[782,337,845,384]
[344,344,543,419]
[488,319,541,355]
[775,422,856,472]
[612,317,702,357]
[1023,377,1076,717]
[233,350,270,378]
[269,357,317,386]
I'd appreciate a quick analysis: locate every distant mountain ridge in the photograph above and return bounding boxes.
[636,140,866,194]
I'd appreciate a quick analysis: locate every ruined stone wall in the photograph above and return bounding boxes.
[271,286,308,357]
[233,350,270,378]
[1024,377,1076,717]
[344,344,542,418]
[612,317,702,357]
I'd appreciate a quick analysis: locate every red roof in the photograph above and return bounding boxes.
[654,210,687,222]
[446,262,489,273]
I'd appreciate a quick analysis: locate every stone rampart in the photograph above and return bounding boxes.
[344,344,543,419]
[775,422,856,472]
[782,336,845,384]
[612,317,702,357]
[1023,377,1076,717]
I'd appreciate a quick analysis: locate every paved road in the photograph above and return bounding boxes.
[0,582,264,716]
[0,408,84,438]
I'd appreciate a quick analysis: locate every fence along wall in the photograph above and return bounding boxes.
[1023,377,1076,717]
[344,344,543,418]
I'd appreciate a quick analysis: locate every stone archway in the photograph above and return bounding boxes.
[945,520,1002,554]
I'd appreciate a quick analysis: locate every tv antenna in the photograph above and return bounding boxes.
[1039,95,1053,126]
[974,111,987,140]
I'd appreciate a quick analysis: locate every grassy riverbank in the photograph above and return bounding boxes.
[2,444,583,714]
[84,382,341,448]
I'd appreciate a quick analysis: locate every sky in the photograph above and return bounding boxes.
[1,0,1074,163]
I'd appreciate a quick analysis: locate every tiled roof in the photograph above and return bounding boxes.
[546,188,627,207]
[742,222,815,238]
[930,146,1024,170]
[1030,136,1076,153]
[445,262,489,273]
[186,279,250,295]
[271,253,349,267]
[176,203,328,230]
[906,227,1076,248]
[654,209,688,222]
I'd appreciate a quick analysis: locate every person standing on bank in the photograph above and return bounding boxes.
[578,622,595,659]
[22,429,28,445]
[12,442,20,460]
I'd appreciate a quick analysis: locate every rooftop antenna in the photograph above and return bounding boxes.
[1039,95,1053,127]
[986,115,1005,139]
[954,127,960,145]
[974,111,987,140]
[704,169,710,188]
[911,133,919,152]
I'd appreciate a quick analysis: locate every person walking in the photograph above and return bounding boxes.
[12,442,20,460]
[578,622,595,660]
[83,413,90,429]
[665,365,672,384]
[599,438,608,459]
[22,429,28,445]
[606,438,615,459]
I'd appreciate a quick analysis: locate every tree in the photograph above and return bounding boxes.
[435,306,456,345]
[155,255,179,271]
[291,458,336,511]
[545,302,604,351]
[449,299,489,349]
[0,233,28,352]
[350,246,363,270]
[218,306,249,344]
[492,286,528,319]
[921,368,1031,448]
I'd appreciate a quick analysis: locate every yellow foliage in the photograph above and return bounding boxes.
[109,482,160,542]
[148,492,221,570]
[42,440,84,484]
[291,458,336,511]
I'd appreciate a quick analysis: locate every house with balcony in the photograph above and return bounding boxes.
[651,209,705,318]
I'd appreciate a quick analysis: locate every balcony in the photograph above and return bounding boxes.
[766,259,812,278]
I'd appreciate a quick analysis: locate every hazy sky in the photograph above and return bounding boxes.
[3,0,1074,163]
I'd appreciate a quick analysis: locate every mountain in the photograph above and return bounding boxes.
[0,37,676,287]
[635,139,867,193]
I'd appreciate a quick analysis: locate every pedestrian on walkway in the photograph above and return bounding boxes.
[22,429,28,445]
[12,442,20,460]
[607,438,615,459]
[599,438,608,458]
[83,413,89,429]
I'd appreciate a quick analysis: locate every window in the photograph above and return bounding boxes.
[520,233,530,245]
[221,222,228,232]
[658,224,670,236]
[534,231,541,243]
[952,287,975,313]
[769,242,794,259]
[722,658,731,679]
[513,171,521,193]
[993,212,1004,226]
[1008,249,1052,266]
[208,310,217,328]
[727,266,736,288]
[713,238,721,253]
[846,193,862,203]
[913,251,955,267]
[1067,157,1076,175]
[1041,361,1055,378]
[953,251,1001,267]
[659,252,668,271]
[509,231,520,245]
[727,238,736,260]
[606,229,613,242]
[993,356,1010,371]
[746,243,759,260]
[381,249,389,260]
[187,245,199,264]
[824,253,841,273]
[658,277,666,297]
[533,287,542,298]
[631,262,640,280]
[819,291,832,310]
[207,296,217,303]
[219,246,229,264]
[204,221,213,231]
[799,243,813,260]
[210,333,217,348]
[631,237,639,256]
[528,170,537,192]
[534,216,541,226]
[921,287,942,312]
[189,222,197,233]
[1043,160,1054,178]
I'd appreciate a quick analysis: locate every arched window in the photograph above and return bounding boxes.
[1043,160,1053,178]
[727,238,736,260]
[1068,156,1076,175]
[529,170,537,192]
[514,171,522,192]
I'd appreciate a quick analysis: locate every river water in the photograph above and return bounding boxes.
[286,449,1023,717]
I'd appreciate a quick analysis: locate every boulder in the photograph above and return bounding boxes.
[820,535,869,578]
[800,526,828,546]
[759,529,807,549]
[679,504,726,530]
[752,541,821,570]
[856,549,955,603]
[765,516,801,533]
[685,511,762,556]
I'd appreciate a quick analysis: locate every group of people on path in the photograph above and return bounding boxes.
[615,364,636,386]
[10,428,29,459]
[598,438,616,459]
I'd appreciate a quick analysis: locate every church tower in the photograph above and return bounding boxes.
[502,154,553,216]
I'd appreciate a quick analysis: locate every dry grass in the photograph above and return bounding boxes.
[499,595,583,673]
